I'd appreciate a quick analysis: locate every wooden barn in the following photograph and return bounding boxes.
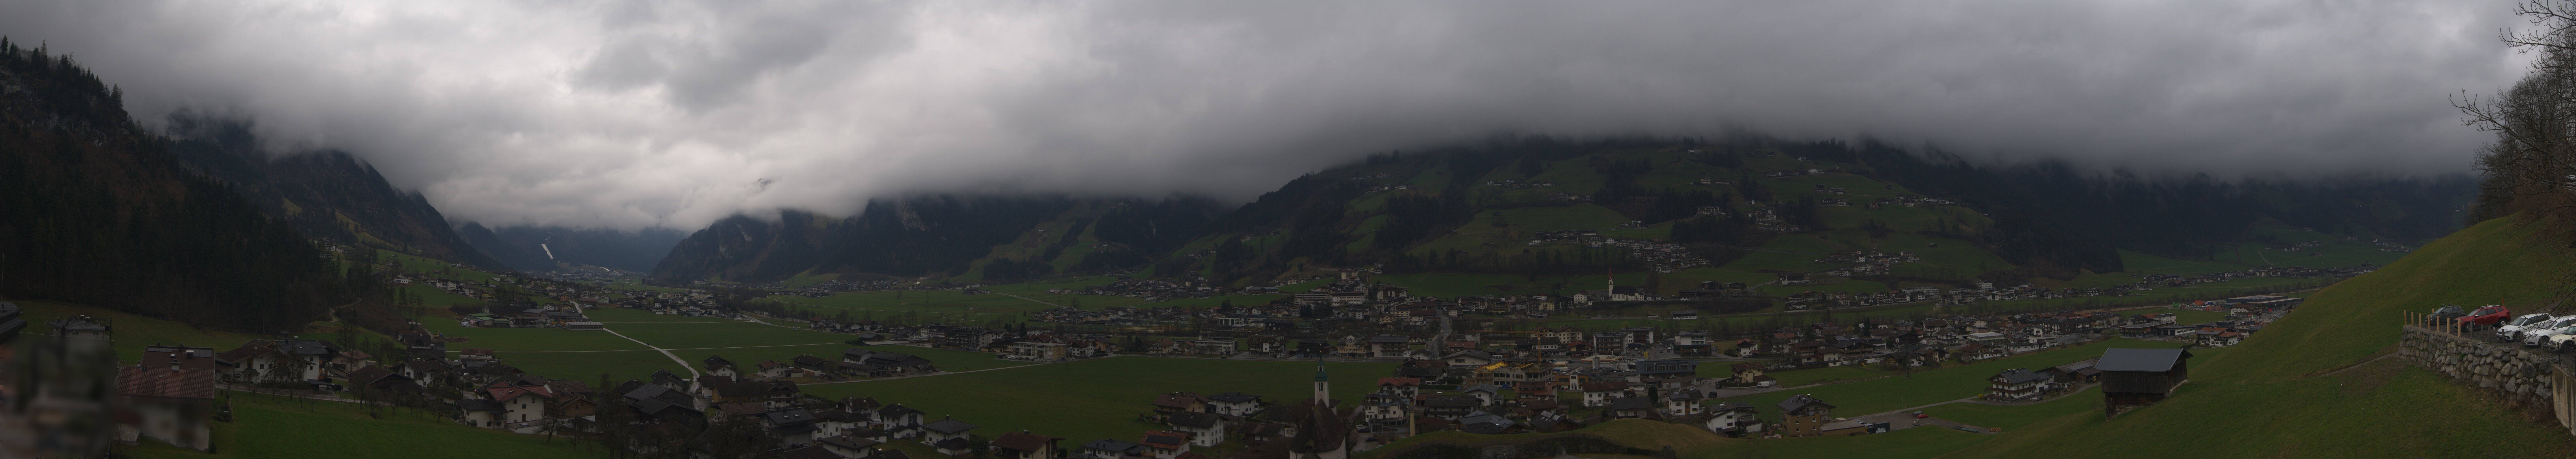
[2097,348,2192,418]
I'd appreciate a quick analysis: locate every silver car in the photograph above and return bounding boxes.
[2526,318,2576,347]
[2500,313,2559,342]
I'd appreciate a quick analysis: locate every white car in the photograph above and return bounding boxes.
[2526,318,2576,347]
[2547,326,2576,352]
[2499,313,2559,342]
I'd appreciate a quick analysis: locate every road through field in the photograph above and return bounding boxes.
[604,327,698,379]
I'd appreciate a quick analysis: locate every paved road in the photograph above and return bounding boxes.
[602,327,699,379]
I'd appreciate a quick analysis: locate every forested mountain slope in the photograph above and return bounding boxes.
[651,137,2467,292]
[164,114,506,270]
[0,41,345,331]
[650,195,1224,284]
[459,223,687,273]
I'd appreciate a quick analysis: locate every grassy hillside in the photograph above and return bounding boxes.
[1942,215,2576,458]
[1361,215,2576,458]
[120,393,596,458]
[802,357,1393,444]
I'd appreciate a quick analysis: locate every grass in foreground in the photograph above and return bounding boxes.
[1717,338,2194,419]
[121,392,596,458]
[804,357,1393,443]
[1938,216,2576,458]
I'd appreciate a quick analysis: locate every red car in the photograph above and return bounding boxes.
[2459,305,2511,329]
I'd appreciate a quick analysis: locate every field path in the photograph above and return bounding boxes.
[994,291,1064,308]
[486,342,851,353]
[603,327,699,379]
[799,354,1118,386]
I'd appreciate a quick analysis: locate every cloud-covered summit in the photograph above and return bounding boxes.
[0,0,2525,229]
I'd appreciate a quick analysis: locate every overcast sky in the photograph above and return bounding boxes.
[0,0,2530,229]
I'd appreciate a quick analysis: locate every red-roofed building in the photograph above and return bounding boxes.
[475,377,599,431]
[113,359,217,451]
[1139,430,1192,459]
[1375,377,1422,398]
[992,431,1065,459]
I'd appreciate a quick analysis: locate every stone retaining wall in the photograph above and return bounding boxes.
[2399,325,2562,404]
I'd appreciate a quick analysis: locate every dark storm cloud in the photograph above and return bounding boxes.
[0,0,2526,229]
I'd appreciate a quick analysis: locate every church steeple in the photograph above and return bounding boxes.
[1311,359,1330,404]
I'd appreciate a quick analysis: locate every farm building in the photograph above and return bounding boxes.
[2098,348,2193,418]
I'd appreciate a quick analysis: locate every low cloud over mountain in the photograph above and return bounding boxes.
[0,0,2524,229]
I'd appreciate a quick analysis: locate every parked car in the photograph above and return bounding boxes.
[2546,326,2576,353]
[2499,313,2558,342]
[2525,318,2576,347]
[2427,305,2466,326]
[2458,305,2512,330]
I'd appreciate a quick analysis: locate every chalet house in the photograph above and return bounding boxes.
[1149,392,1209,422]
[619,382,706,427]
[876,404,927,438]
[818,434,888,458]
[475,378,586,432]
[215,339,341,384]
[112,355,217,451]
[1368,335,1412,358]
[1606,396,1654,419]
[1660,389,1704,417]
[1579,381,1632,407]
[704,355,740,377]
[1634,360,1697,387]
[1727,362,1773,386]
[1514,381,1558,401]
[2046,358,2102,385]
[791,355,835,375]
[1987,368,2049,402]
[921,416,980,455]
[1140,430,1193,459]
[1956,342,2004,362]
[2198,330,2245,347]
[211,342,281,383]
[1081,439,1149,459]
[1007,341,1071,361]
[456,396,509,428]
[1776,394,1835,437]
[696,375,800,409]
[814,398,882,438]
[1376,377,1422,398]
[1513,399,1567,423]
[761,408,823,446]
[994,431,1066,459]
[1459,385,1502,406]
[1166,411,1227,446]
[1207,392,1263,417]
[755,360,794,379]
[1188,339,1238,356]
[942,327,996,350]
[392,359,457,388]
[1361,394,1411,428]
[1446,348,1500,366]
[846,349,938,375]
[1457,411,1522,434]
[343,366,420,396]
[1424,395,1483,419]
[47,315,110,341]
[1703,403,1764,437]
